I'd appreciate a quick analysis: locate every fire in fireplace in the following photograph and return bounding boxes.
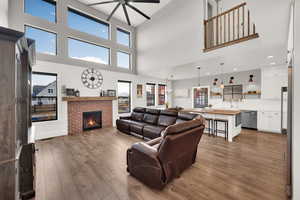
[82,111,102,131]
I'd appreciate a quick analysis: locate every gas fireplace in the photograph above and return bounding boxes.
[82,111,102,131]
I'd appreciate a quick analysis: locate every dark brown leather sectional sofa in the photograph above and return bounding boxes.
[127,118,205,189]
[116,107,198,139]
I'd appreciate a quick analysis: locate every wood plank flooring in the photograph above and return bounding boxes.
[34,128,288,200]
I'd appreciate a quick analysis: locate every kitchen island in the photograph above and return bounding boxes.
[183,109,242,142]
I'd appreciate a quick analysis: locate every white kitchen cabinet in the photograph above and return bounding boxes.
[258,111,281,133]
[261,66,288,100]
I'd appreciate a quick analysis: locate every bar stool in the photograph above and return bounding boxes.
[214,119,228,141]
[205,118,214,136]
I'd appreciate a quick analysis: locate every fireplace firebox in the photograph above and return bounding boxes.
[82,111,102,131]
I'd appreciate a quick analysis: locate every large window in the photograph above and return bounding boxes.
[25,0,56,23]
[68,8,109,40]
[32,72,57,122]
[158,84,166,105]
[68,38,110,65]
[117,28,130,47]
[25,26,57,55]
[117,51,130,69]
[146,83,156,106]
[118,81,131,114]
[223,85,243,101]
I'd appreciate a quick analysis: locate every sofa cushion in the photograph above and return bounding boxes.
[132,112,144,122]
[143,114,159,125]
[158,115,177,127]
[133,107,146,113]
[130,121,147,135]
[160,110,178,117]
[145,108,160,115]
[143,125,166,139]
[177,113,198,120]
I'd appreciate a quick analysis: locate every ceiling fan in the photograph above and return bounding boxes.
[87,0,160,26]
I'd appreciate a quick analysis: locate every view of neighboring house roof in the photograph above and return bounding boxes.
[32,81,56,97]
[32,85,46,97]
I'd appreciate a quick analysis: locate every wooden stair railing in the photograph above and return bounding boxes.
[203,2,259,52]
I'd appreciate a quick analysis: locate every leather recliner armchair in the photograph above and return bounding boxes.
[127,118,205,189]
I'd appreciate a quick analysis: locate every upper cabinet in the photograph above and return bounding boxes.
[261,66,288,100]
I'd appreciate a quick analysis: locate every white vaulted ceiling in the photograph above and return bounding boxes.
[77,0,172,26]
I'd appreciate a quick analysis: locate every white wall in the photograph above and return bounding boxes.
[136,0,204,76]
[293,0,299,198]
[32,61,168,140]
[0,0,8,27]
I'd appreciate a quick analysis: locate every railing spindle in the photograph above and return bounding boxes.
[248,10,250,36]
[224,14,226,43]
[233,9,235,40]
[238,7,240,39]
[216,16,219,45]
[228,12,230,42]
[242,5,245,37]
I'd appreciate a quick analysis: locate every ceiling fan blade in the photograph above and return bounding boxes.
[107,2,121,21]
[127,0,160,3]
[88,0,118,6]
[122,4,131,26]
[126,3,150,20]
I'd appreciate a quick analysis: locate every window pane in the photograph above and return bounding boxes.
[158,85,166,105]
[68,38,109,65]
[68,8,109,40]
[117,51,130,69]
[25,26,56,55]
[25,0,56,22]
[117,28,130,47]
[146,84,155,106]
[118,81,131,114]
[32,72,57,122]
[193,88,208,108]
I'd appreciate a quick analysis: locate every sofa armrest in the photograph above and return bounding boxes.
[131,142,158,157]
[127,142,164,189]
[146,137,163,147]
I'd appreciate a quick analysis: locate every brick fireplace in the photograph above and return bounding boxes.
[63,97,116,135]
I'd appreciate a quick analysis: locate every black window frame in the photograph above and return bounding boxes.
[117,27,131,47]
[32,71,58,123]
[68,7,110,40]
[24,25,58,56]
[193,87,209,108]
[24,0,57,23]
[146,83,156,107]
[158,84,166,105]
[117,80,132,114]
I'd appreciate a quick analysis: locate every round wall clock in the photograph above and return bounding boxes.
[81,68,103,89]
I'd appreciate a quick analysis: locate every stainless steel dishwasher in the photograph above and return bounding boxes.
[241,110,257,129]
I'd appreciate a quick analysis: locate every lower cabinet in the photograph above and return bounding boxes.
[258,111,281,133]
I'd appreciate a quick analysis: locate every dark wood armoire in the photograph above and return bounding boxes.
[0,27,36,200]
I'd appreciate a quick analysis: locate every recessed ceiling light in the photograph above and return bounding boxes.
[233,68,238,71]
[270,62,276,65]
[267,56,274,59]
[206,72,210,76]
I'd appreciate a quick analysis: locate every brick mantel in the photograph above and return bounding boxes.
[66,99,114,135]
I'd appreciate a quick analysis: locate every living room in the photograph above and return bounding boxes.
[0,0,299,200]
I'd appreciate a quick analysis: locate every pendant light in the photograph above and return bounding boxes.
[220,63,225,89]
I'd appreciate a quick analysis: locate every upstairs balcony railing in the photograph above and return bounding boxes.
[204,2,259,52]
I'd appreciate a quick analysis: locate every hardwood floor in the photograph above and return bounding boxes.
[34,128,288,200]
